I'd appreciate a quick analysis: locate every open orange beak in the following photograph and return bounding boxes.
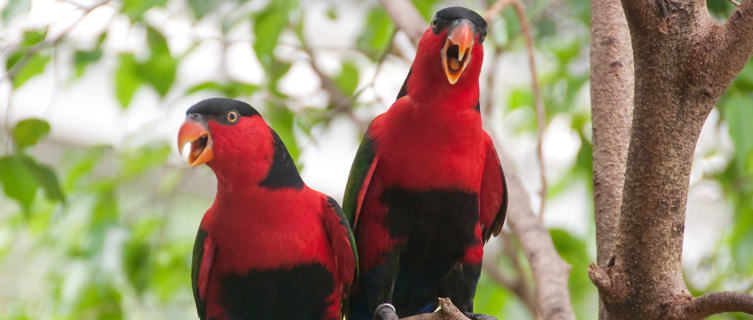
[178,117,213,167]
[441,20,474,85]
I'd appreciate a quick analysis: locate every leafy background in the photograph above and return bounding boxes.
[0,0,750,319]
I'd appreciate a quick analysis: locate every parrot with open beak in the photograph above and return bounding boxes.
[343,7,507,320]
[178,98,357,320]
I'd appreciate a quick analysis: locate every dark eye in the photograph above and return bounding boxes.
[227,110,238,123]
[431,18,438,26]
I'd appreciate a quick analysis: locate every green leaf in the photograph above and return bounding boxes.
[335,61,359,96]
[253,5,289,69]
[188,0,218,20]
[20,28,47,46]
[121,0,167,22]
[22,157,64,201]
[5,29,47,72]
[12,118,50,150]
[412,0,438,20]
[11,52,50,88]
[120,143,171,178]
[138,27,177,96]
[114,53,142,108]
[1,0,30,23]
[123,218,159,294]
[73,282,123,320]
[266,105,299,161]
[0,155,38,212]
[268,59,292,93]
[722,94,753,172]
[73,48,103,78]
[63,145,107,191]
[186,81,259,97]
[0,153,65,207]
[357,8,394,60]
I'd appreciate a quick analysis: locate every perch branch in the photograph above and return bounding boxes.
[495,144,575,320]
[667,291,753,320]
[401,298,471,320]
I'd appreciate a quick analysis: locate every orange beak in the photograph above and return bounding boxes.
[178,117,213,167]
[441,20,474,85]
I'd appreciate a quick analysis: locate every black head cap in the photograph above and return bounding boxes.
[186,98,260,118]
[431,7,487,39]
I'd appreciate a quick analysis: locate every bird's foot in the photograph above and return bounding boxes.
[373,303,399,320]
[462,312,498,320]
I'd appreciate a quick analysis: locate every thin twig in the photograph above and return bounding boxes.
[350,30,398,103]
[2,0,113,83]
[483,0,515,21]
[482,232,538,314]
[484,0,548,219]
[298,35,362,126]
[729,0,740,6]
[512,0,548,220]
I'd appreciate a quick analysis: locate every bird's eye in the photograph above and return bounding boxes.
[431,18,437,26]
[227,110,238,123]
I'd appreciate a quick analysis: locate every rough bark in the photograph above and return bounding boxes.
[378,1,576,319]
[588,0,634,317]
[590,0,753,317]
[590,0,634,268]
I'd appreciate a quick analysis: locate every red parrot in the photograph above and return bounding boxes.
[343,7,507,320]
[177,98,357,320]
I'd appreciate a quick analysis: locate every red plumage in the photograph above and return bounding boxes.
[180,99,356,320]
[344,7,507,320]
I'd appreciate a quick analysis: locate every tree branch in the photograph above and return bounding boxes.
[496,146,575,320]
[486,0,549,219]
[401,298,471,320]
[377,0,426,43]
[509,0,548,220]
[589,0,633,274]
[667,291,753,320]
[715,0,753,86]
[482,232,538,314]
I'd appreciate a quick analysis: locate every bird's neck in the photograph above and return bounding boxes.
[404,64,480,112]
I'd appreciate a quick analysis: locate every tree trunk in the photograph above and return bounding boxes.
[589,0,753,318]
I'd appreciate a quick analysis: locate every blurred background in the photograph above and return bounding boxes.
[0,0,751,319]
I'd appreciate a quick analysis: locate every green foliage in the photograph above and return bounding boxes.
[121,0,167,22]
[11,118,50,150]
[114,53,142,108]
[335,61,360,96]
[188,0,219,20]
[113,27,177,108]
[0,119,64,213]
[187,81,260,98]
[1,0,30,23]
[253,0,295,69]
[357,8,394,60]
[5,29,51,88]
[2,0,751,319]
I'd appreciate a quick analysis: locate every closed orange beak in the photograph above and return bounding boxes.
[441,20,474,84]
[178,118,213,167]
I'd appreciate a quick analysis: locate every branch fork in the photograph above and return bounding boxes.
[588,259,629,304]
